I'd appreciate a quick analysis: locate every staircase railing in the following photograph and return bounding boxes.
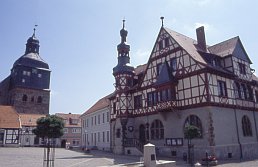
[124,138,144,153]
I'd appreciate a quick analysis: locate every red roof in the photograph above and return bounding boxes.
[0,105,21,129]
[81,94,111,117]
[55,113,81,127]
[19,113,46,127]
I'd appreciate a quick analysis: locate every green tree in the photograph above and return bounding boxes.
[33,115,64,167]
[184,125,201,165]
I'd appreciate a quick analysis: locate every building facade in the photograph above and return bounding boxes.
[81,95,111,151]
[0,29,51,115]
[55,113,81,148]
[0,106,21,146]
[110,19,258,160]
[19,113,46,147]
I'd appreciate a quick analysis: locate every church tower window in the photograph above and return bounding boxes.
[22,94,28,102]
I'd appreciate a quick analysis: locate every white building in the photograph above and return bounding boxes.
[81,95,111,151]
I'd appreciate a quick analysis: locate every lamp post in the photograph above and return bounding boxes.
[120,116,128,154]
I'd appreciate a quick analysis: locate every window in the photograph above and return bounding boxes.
[113,102,116,114]
[38,74,42,78]
[157,63,162,76]
[102,113,105,123]
[184,115,202,138]
[159,40,163,50]
[103,132,105,142]
[22,94,28,102]
[98,114,100,124]
[37,96,42,103]
[134,95,142,109]
[70,119,79,125]
[165,37,169,47]
[107,112,110,122]
[170,58,177,72]
[72,128,81,133]
[238,63,246,75]
[23,71,31,76]
[217,80,227,97]
[31,96,34,102]
[86,119,88,127]
[91,117,93,126]
[241,84,248,99]
[234,82,241,99]
[242,115,252,137]
[22,79,26,83]
[63,128,68,133]
[95,116,96,125]
[147,92,155,106]
[247,85,254,101]
[157,89,174,102]
[107,131,110,142]
[72,140,79,146]
[98,132,100,142]
[150,120,164,140]
[32,69,37,74]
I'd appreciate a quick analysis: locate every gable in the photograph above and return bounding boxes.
[233,40,252,64]
[140,27,206,88]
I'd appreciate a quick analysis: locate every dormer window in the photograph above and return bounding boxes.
[238,63,246,75]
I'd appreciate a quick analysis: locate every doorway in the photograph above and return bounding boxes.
[139,124,146,144]
[61,139,66,148]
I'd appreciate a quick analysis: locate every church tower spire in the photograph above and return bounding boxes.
[25,26,40,54]
[113,20,134,76]
[112,20,135,117]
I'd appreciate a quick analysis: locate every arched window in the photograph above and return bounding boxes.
[150,119,164,140]
[184,115,203,138]
[37,96,42,103]
[22,94,28,102]
[242,115,252,137]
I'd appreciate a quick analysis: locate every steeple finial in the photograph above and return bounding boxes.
[122,19,125,29]
[160,16,164,27]
[33,24,38,37]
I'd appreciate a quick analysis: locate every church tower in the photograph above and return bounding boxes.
[113,20,135,118]
[8,28,51,114]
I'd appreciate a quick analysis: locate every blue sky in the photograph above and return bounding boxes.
[1,0,258,114]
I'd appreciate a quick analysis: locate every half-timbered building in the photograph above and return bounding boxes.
[110,19,258,160]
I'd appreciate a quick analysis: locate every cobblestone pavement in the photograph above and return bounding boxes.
[0,147,258,167]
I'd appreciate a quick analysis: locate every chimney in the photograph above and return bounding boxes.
[196,26,207,52]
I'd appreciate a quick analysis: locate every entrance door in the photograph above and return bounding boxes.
[139,124,146,144]
[61,140,66,148]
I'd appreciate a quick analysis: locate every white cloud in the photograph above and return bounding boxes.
[132,49,150,65]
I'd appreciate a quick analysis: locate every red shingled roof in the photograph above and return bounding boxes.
[81,94,111,117]
[0,105,21,129]
[19,114,46,127]
[55,113,81,127]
